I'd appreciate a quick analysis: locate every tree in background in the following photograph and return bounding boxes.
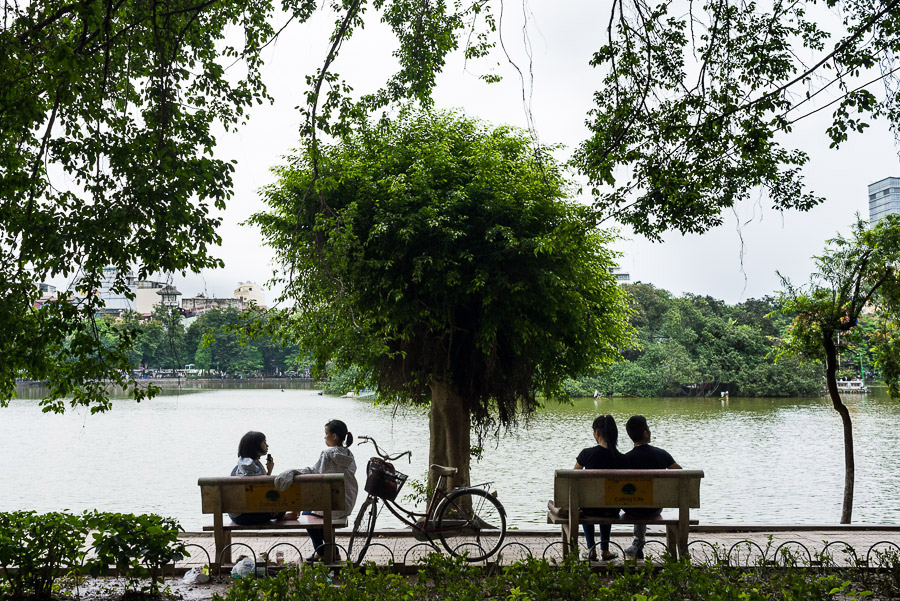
[577,284,821,398]
[187,308,262,377]
[774,215,900,523]
[253,110,635,488]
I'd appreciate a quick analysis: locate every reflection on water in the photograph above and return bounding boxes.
[2,384,899,529]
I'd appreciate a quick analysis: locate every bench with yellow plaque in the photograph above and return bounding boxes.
[198,473,347,565]
[547,469,703,560]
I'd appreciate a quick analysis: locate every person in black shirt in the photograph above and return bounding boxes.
[622,415,681,559]
[574,414,624,561]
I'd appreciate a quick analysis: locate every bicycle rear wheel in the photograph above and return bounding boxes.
[347,496,377,564]
[435,488,506,561]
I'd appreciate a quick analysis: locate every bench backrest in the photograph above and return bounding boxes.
[554,469,703,510]
[198,474,346,514]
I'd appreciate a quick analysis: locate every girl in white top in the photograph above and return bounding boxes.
[285,419,358,561]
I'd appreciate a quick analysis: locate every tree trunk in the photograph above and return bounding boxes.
[824,334,854,524]
[428,380,471,493]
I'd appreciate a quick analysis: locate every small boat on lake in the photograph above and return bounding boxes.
[342,389,376,399]
[835,379,869,394]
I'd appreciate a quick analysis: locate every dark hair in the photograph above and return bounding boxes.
[326,419,353,447]
[238,431,267,458]
[592,414,619,454]
[625,415,649,443]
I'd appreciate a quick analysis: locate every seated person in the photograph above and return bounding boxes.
[228,431,287,525]
[275,419,357,562]
[622,415,681,559]
[574,414,624,561]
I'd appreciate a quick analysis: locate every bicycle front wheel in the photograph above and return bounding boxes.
[435,488,506,561]
[347,496,377,564]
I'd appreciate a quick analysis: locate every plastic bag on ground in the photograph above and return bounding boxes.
[231,556,256,579]
[182,565,210,584]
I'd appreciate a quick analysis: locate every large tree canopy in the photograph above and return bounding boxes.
[252,109,635,487]
[774,215,900,522]
[1,0,277,410]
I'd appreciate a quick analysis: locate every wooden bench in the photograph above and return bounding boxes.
[547,469,703,560]
[199,473,347,565]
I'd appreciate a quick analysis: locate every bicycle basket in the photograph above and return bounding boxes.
[365,458,408,501]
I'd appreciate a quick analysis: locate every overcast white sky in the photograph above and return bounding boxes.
[155,1,900,306]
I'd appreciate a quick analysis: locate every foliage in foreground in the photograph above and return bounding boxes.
[0,511,184,600]
[214,552,896,601]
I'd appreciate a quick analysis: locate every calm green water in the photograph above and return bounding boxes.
[3,383,899,529]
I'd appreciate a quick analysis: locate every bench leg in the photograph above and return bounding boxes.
[561,524,572,556]
[665,525,678,561]
[677,525,689,560]
[214,530,233,565]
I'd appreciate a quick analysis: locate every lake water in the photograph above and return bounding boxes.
[3,382,899,529]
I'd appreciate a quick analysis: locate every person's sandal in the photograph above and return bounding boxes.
[600,550,618,561]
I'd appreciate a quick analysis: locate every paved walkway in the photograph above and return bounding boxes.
[179,526,900,570]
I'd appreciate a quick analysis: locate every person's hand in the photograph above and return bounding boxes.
[266,453,275,474]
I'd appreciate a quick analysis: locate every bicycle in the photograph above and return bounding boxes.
[346,436,507,564]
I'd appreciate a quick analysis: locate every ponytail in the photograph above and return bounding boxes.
[591,414,619,455]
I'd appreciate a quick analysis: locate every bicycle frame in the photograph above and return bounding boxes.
[370,474,495,541]
[355,436,500,544]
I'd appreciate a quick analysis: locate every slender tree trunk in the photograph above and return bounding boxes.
[428,380,471,493]
[824,334,854,524]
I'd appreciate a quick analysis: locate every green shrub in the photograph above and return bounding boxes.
[0,511,185,600]
[0,511,89,600]
[85,512,185,595]
[212,552,888,601]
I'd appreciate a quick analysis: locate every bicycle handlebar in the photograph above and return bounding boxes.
[358,435,412,463]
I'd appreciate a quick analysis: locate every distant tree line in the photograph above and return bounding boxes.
[98,308,312,378]
[99,285,877,393]
[564,284,828,398]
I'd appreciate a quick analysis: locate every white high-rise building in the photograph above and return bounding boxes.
[868,177,900,223]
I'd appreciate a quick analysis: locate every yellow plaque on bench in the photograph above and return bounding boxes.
[605,478,653,506]
[244,485,302,511]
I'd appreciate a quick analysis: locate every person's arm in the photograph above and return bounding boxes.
[664,449,681,469]
[574,462,583,469]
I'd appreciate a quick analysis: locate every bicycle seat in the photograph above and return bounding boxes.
[430,464,458,476]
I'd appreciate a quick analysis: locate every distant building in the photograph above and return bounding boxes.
[234,282,265,307]
[135,280,169,314]
[181,283,268,316]
[156,284,182,309]
[71,266,136,315]
[33,283,57,309]
[612,268,631,285]
[181,294,244,314]
[70,267,179,316]
[868,177,900,224]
